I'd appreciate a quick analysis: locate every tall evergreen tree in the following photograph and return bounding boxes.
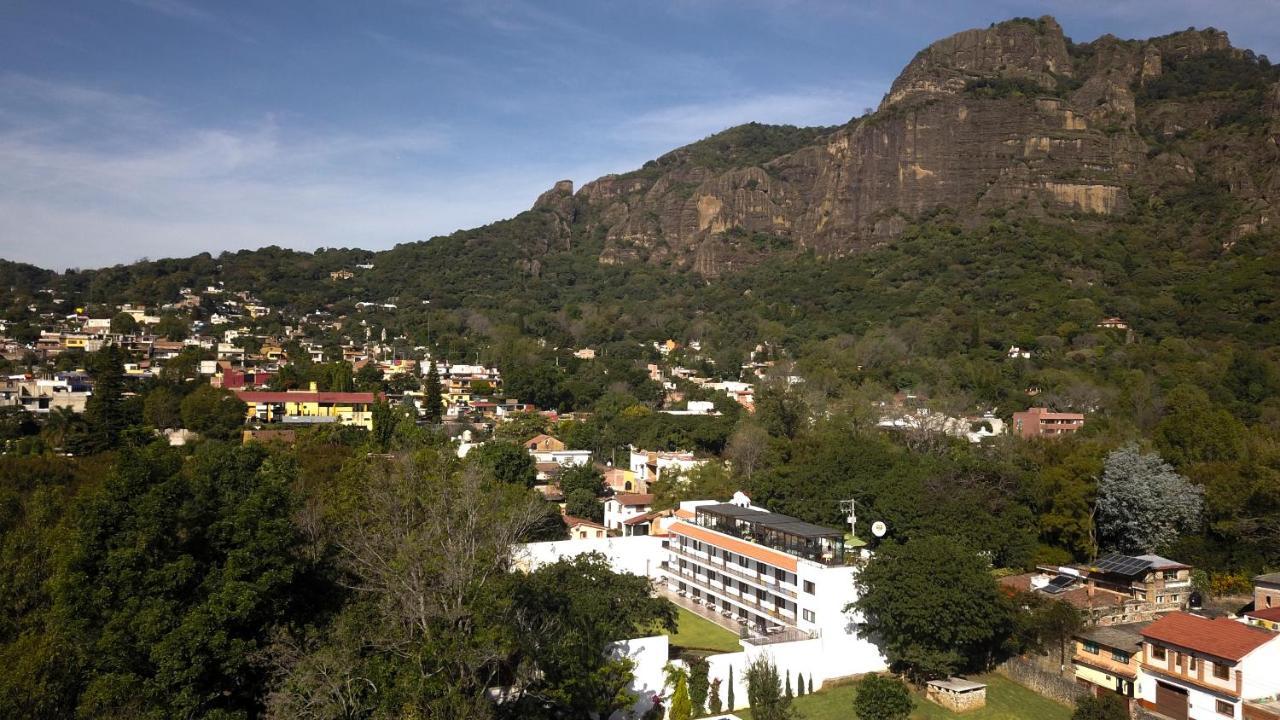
[424,360,443,424]
[80,344,127,453]
[727,666,734,710]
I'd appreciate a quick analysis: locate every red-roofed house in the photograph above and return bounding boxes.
[1137,612,1280,720]
[236,386,379,430]
[603,493,654,531]
[563,515,607,541]
[1245,606,1280,633]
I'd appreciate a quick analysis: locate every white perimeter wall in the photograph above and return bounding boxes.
[608,634,669,720]
[703,633,887,711]
[515,535,667,579]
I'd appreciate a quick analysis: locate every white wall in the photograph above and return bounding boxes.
[1242,637,1280,700]
[607,634,669,720]
[515,536,666,579]
[702,634,887,711]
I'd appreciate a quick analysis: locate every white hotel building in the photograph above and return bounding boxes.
[664,496,856,639]
[517,492,887,715]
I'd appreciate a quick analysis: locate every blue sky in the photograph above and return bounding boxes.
[2,1,1278,270]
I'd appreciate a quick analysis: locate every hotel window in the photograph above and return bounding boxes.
[1188,657,1197,671]
[1217,699,1233,716]
[1083,641,1099,655]
[803,580,816,594]
[1213,663,1230,680]
[1111,651,1129,664]
[802,609,815,622]
[1157,595,1165,603]
[1150,645,1166,660]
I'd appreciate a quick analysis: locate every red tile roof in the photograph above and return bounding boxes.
[562,515,605,530]
[235,390,377,403]
[1141,612,1276,661]
[613,493,654,507]
[670,521,798,573]
[1245,606,1280,622]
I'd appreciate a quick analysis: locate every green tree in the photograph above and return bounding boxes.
[709,677,723,714]
[669,673,692,720]
[468,441,537,488]
[79,344,130,453]
[371,399,398,451]
[565,488,603,522]
[559,463,605,498]
[58,443,306,718]
[423,360,443,424]
[142,385,182,429]
[109,312,138,334]
[727,666,735,711]
[154,313,188,341]
[745,656,795,720]
[689,657,709,716]
[354,362,384,391]
[853,535,1010,680]
[754,383,808,439]
[179,385,247,440]
[1072,693,1128,720]
[1154,384,1246,466]
[508,554,675,718]
[493,410,549,443]
[852,674,913,720]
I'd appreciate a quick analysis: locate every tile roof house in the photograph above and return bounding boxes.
[603,493,655,531]
[1255,572,1280,615]
[1136,612,1280,720]
[1073,621,1150,709]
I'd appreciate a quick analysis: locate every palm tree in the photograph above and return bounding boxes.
[42,406,81,451]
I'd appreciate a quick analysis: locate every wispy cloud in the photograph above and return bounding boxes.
[614,85,886,150]
[120,0,260,43]
[0,76,550,270]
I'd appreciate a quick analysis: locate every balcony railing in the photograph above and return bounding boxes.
[669,546,797,599]
[666,567,796,625]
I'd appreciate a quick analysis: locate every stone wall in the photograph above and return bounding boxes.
[926,685,987,713]
[997,655,1086,706]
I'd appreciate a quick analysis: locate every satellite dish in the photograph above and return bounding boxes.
[871,521,888,538]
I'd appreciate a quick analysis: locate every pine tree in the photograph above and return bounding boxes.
[423,360,443,424]
[797,673,805,696]
[727,666,735,710]
[785,669,793,699]
[670,673,692,720]
[809,673,815,694]
[81,344,127,452]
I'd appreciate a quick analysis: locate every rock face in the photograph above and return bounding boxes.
[529,17,1279,274]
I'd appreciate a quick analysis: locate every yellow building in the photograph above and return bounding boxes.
[235,386,378,429]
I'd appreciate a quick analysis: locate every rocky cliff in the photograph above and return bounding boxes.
[528,16,1280,275]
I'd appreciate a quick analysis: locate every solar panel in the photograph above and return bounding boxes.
[1093,553,1152,577]
[1041,575,1077,594]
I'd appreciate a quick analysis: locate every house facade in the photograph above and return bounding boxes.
[1073,622,1149,708]
[1137,612,1280,720]
[236,388,379,430]
[603,493,654,531]
[1255,573,1280,613]
[1011,406,1086,438]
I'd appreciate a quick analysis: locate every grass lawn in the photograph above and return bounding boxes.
[737,674,1071,720]
[663,605,743,654]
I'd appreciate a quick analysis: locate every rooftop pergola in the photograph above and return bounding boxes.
[694,503,846,565]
